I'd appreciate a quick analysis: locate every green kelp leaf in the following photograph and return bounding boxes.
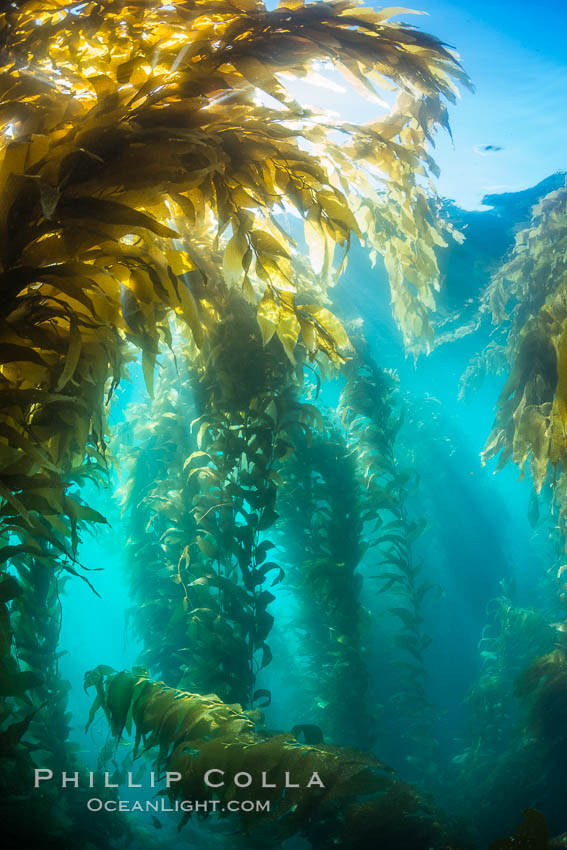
[84,664,116,694]
[67,499,108,526]
[85,692,102,733]
[0,708,40,757]
[291,724,324,745]
[0,482,36,528]
[389,606,418,629]
[0,668,43,697]
[107,671,138,739]
[258,506,279,530]
[416,581,440,603]
[0,575,22,602]
[374,572,404,592]
[252,688,271,708]
[0,604,11,656]
[196,535,218,559]
[255,609,274,642]
[142,348,156,398]
[260,643,272,669]
[395,633,422,660]
[257,561,285,586]
[255,540,275,564]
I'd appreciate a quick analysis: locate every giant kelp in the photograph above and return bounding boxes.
[472,180,567,494]
[462,183,567,836]
[0,0,471,844]
[85,664,451,849]
[278,422,374,749]
[339,349,437,770]
[119,296,318,708]
[0,0,468,705]
[446,583,556,840]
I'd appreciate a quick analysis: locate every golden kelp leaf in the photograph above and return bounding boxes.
[176,284,203,347]
[223,231,248,288]
[142,348,156,398]
[250,229,290,259]
[59,198,179,239]
[304,210,326,276]
[55,317,81,391]
[298,305,351,353]
[298,318,317,354]
[256,286,280,346]
[276,310,300,364]
[317,189,360,238]
[374,7,427,21]
[478,183,567,501]
[554,321,567,430]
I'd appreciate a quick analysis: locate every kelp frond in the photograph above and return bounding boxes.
[85,665,446,848]
[478,181,567,494]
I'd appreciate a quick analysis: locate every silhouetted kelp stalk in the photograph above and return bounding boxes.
[338,351,437,774]
[0,547,143,847]
[84,665,451,850]
[438,580,560,847]
[278,423,375,750]
[456,581,553,767]
[117,365,207,690]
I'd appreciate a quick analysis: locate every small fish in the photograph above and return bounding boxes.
[474,144,504,155]
[151,816,163,830]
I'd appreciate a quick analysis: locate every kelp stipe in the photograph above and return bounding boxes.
[278,423,375,750]
[118,296,324,708]
[339,349,438,775]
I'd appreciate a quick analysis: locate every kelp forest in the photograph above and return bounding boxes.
[0,1,566,848]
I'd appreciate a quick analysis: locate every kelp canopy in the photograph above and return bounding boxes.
[0,1,475,848]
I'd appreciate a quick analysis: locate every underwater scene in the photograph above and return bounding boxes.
[1,0,567,848]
